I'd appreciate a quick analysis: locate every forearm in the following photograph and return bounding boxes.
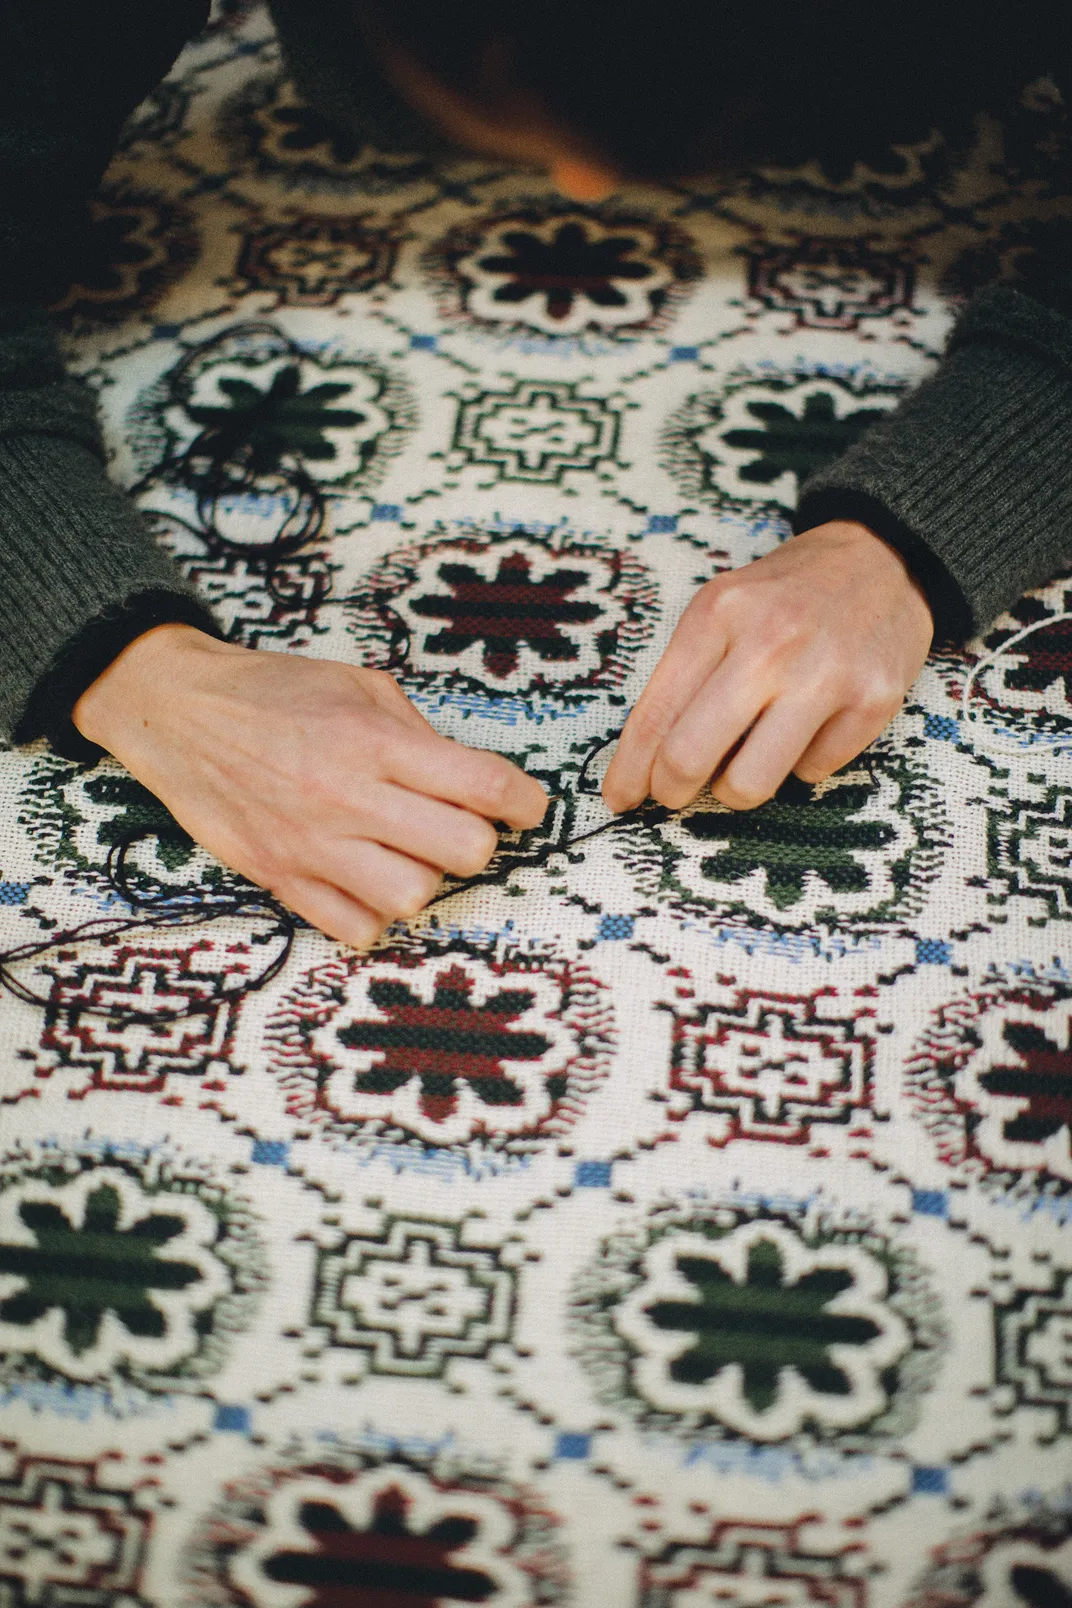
[794,285,1072,639]
[0,432,222,756]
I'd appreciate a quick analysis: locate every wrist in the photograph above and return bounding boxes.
[72,623,232,752]
[797,519,934,632]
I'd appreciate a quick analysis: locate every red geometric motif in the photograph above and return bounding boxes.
[349,525,656,700]
[266,939,614,1150]
[745,237,915,330]
[663,986,876,1146]
[191,1461,569,1607]
[31,942,245,1094]
[235,214,397,307]
[907,1522,1072,1608]
[337,963,558,1125]
[404,549,603,681]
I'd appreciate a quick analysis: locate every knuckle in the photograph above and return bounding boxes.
[697,573,737,610]
[457,820,499,875]
[392,869,440,919]
[479,759,511,814]
[657,741,705,793]
[361,666,397,694]
[713,775,771,811]
[860,681,904,721]
[351,723,391,774]
[753,618,804,664]
[690,582,726,625]
[466,755,511,816]
[629,700,674,747]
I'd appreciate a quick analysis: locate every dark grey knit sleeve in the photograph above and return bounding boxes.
[793,285,1072,641]
[0,0,216,758]
[0,314,221,757]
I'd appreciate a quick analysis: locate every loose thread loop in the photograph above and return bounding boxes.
[960,611,1072,758]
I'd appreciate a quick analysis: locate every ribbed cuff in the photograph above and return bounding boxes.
[0,431,216,739]
[14,588,225,763]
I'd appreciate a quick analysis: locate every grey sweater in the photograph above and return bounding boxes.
[1,1,1071,760]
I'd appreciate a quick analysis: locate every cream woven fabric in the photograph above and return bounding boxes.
[1,8,1071,1603]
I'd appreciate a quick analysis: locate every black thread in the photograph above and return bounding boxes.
[0,771,655,1028]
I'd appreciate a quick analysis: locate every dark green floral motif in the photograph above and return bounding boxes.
[645,1237,881,1412]
[0,1184,201,1358]
[84,774,195,872]
[684,774,895,909]
[185,364,365,475]
[721,390,887,486]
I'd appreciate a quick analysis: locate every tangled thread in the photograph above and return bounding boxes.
[0,732,653,1028]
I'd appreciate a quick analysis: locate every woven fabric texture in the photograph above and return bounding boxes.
[1,8,1071,1605]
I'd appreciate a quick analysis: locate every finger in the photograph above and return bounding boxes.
[357,782,499,879]
[711,696,832,810]
[793,704,896,783]
[604,604,729,812]
[314,837,442,922]
[646,654,766,811]
[276,875,390,950]
[387,734,547,830]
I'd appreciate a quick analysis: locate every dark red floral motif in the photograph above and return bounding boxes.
[407,550,603,679]
[905,977,1072,1185]
[996,615,1072,707]
[474,220,655,322]
[979,1020,1072,1145]
[429,206,698,339]
[210,1462,567,1607]
[338,964,554,1124]
[267,940,613,1151]
[257,1485,495,1606]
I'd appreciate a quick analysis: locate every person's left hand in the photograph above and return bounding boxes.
[602,520,934,814]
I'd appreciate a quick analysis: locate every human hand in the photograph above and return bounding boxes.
[73,625,547,947]
[602,521,933,814]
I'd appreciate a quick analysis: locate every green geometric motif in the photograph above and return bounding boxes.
[82,774,196,874]
[987,785,1072,922]
[687,773,897,910]
[0,1183,201,1359]
[184,363,368,479]
[662,373,901,514]
[20,754,232,897]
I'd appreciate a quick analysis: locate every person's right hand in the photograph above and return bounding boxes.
[72,624,548,948]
